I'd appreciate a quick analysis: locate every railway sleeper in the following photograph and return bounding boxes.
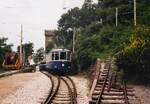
[103,91,124,95]
[52,100,70,104]
[98,78,106,81]
[89,99,125,104]
[102,70,109,72]
[101,99,125,104]
[96,84,108,88]
[100,74,107,77]
[101,71,108,74]
[94,88,121,92]
[92,91,134,97]
[102,95,125,100]
[97,79,105,82]
[57,92,70,95]
[92,92,124,99]
[55,94,70,97]
[92,96,125,101]
[53,97,70,101]
[93,90,124,94]
[97,81,109,85]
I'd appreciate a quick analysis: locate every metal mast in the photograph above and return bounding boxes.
[62,0,67,13]
[134,0,137,26]
[116,8,118,27]
[20,24,23,66]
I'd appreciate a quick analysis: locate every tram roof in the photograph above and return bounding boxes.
[51,48,71,52]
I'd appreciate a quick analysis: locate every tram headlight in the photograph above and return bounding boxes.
[62,64,64,67]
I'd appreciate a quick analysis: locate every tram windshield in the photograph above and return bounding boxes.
[55,52,59,60]
[51,51,71,61]
[60,52,66,60]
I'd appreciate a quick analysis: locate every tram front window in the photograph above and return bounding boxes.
[60,52,66,60]
[55,53,59,60]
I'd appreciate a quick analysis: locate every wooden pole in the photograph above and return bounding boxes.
[73,27,75,53]
[134,0,137,26]
[20,24,23,66]
[116,8,118,27]
[100,18,103,24]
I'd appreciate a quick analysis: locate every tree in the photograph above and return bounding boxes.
[55,0,150,71]
[0,37,13,67]
[46,41,54,53]
[17,42,34,65]
[34,47,44,63]
[115,25,150,83]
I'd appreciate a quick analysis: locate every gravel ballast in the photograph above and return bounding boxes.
[70,75,90,104]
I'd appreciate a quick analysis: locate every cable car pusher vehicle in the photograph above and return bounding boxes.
[39,48,73,75]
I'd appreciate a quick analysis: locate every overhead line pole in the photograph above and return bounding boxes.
[20,24,23,67]
[134,0,137,26]
[116,8,118,27]
[73,27,75,53]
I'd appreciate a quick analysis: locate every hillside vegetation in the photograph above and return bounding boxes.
[53,0,150,83]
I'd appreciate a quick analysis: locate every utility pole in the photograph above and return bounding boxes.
[116,8,118,27]
[62,0,67,13]
[134,0,137,26]
[73,27,75,53]
[100,18,103,24]
[20,24,23,67]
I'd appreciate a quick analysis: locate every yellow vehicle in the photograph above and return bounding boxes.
[2,53,22,70]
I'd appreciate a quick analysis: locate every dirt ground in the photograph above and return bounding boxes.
[70,73,90,104]
[0,72,42,102]
[0,70,150,104]
[131,85,150,104]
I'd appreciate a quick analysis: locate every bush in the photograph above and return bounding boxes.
[115,25,150,83]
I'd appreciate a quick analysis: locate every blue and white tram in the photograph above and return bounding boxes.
[46,48,72,75]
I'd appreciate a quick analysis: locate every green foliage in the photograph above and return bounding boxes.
[0,37,12,67]
[17,42,34,64]
[34,47,44,63]
[115,25,150,83]
[55,0,150,73]
[76,34,101,69]
[46,41,54,53]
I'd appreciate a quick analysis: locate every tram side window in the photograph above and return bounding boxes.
[60,52,66,60]
[52,53,55,60]
[67,52,71,61]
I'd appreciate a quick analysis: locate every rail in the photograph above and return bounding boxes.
[123,81,130,104]
[41,71,60,104]
[66,76,77,104]
[61,77,74,104]
[88,59,101,101]
[96,65,110,104]
[41,71,77,104]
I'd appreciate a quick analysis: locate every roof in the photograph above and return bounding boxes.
[51,48,71,52]
[45,30,54,36]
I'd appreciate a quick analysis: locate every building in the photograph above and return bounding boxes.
[45,30,55,49]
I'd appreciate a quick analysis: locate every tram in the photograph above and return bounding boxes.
[45,48,72,75]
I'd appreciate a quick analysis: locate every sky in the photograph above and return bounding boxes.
[0,0,84,51]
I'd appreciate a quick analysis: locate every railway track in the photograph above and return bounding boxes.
[41,71,77,104]
[89,59,135,104]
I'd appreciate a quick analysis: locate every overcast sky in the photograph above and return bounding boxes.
[0,0,84,51]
